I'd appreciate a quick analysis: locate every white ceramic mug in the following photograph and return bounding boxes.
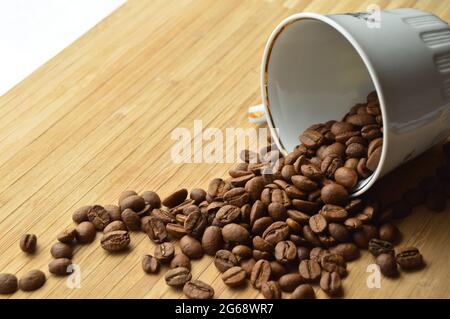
[251,8,450,196]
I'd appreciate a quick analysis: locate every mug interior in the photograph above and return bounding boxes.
[265,17,379,192]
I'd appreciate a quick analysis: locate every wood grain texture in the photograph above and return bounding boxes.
[1,0,450,299]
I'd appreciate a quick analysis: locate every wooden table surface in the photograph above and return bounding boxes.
[1,0,450,299]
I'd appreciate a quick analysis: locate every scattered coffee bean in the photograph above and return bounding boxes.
[72,205,91,224]
[278,273,304,292]
[75,221,96,244]
[146,217,168,244]
[320,271,341,295]
[396,247,423,270]
[183,280,214,299]
[261,281,282,299]
[20,234,37,254]
[50,242,73,259]
[0,273,18,294]
[376,253,398,277]
[121,209,141,231]
[141,191,161,209]
[290,284,316,299]
[154,242,175,263]
[48,258,72,276]
[214,250,238,272]
[274,240,297,264]
[165,267,191,287]
[18,270,46,292]
[57,228,77,244]
[222,266,246,287]
[100,230,130,252]
[250,259,271,289]
[170,253,191,270]
[180,235,203,259]
[104,220,127,233]
[298,260,321,281]
[142,255,160,274]
[368,238,394,256]
[222,223,250,245]
[201,226,223,256]
[87,205,110,230]
[162,189,188,208]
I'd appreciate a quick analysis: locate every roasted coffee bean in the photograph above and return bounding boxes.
[396,247,423,270]
[189,188,206,205]
[322,142,346,159]
[222,266,246,287]
[425,192,446,212]
[141,191,161,209]
[267,203,288,221]
[252,217,274,235]
[320,271,341,295]
[250,259,271,289]
[345,198,364,214]
[170,200,195,215]
[103,205,122,221]
[321,183,348,205]
[298,260,321,281]
[357,158,372,177]
[330,243,360,261]
[346,143,367,158]
[72,205,91,224]
[301,164,324,181]
[232,245,253,261]
[240,258,256,277]
[366,143,382,171]
[278,273,304,292]
[300,129,324,149]
[376,253,398,277]
[297,246,311,262]
[310,157,323,168]
[379,223,399,243]
[291,284,316,299]
[245,176,265,202]
[183,280,214,299]
[356,204,376,223]
[321,253,347,276]
[309,214,327,233]
[252,249,272,261]
[352,230,370,249]
[118,190,137,204]
[319,234,337,247]
[150,208,176,224]
[57,228,77,244]
[321,204,348,222]
[142,255,160,274]
[286,218,302,234]
[180,235,203,259]
[119,195,146,213]
[165,267,191,287]
[292,199,319,214]
[252,236,273,253]
[274,241,297,264]
[287,209,310,224]
[223,188,249,207]
[281,165,296,182]
[121,209,141,231]
[0,273,18,294]
[269,261,287,280]
[262,221,290,245]
[87,205,110,230]
[48,258,72,276]
[368,238,394,256]
[165,223,187,239]
[328,223,349,242]
[184,211,206,237]
[20,234,37,254]
[230,173,255,187]
[331,122,353,136]
[250,200,266,225]
[261,281,282,299]
[162,189,188,208]
[100,230,130,252]
[104,220,127,233]
[309,247,328,262]
[346,113,375,126]
[334,167,358,189]
[75,221,96,244]
[240,204,251,223]
[154,242,175,263]
[303,225,321,246]
[271,188,291,207]
[291,175,318,192]
[321,155,343,178]
[201,226,223,255]
[222,223,250,245]
[18,270,46,292]
[170,253,191,270]
[214,250,238,272]
[213,205,241,227]
[50,242,73,259]
[208,179,232,201]
[335,130,360,143]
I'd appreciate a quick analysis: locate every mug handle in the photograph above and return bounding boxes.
[248,104,266,123]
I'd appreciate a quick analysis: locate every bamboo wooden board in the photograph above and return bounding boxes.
[1,0,450,299]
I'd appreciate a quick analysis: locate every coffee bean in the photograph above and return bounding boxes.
[165,223,187,239]
[346,143,367,158]
[0,273,18,294]
[252,236,273,253]
[291,175,318,192]
[223,188,249,207]
[331,122,353,136]
[278,273,304,292]
[165,267,191,287]
[320,271,341,295]
[170,253,191,270]
[118,190,138,204]
[180,235,203,259]
[297,247,311,262]
[154,242,175,263]
[221,266,246,287]
[309,214,327,233]
[162,189,188,208]
[292,199,319,214]
[261,281,282,299]
[298,260,321,281]
[18,270,46,292]
[121,209,141,231]
[321,183,348,205]
[378,223,399,243]
[274,241,297,264]
[142,255,160,274]
[213,205,241,227]
[301,164,324,181]
[150,208,176,224]
[328,223,349,242]
[334,167,358,189]
[57,228,77,244]
[183,280,214,299]
[376,253,398,277]
[221,223,250,245]
[396,247,423,270]
[215,250,238,272]
[20,234,37,254]
[87,205,111,230]
[320,204,348,222]
[268,203,288,221]
[262,221,290,245]
[425,192,446,212]
[232,245,253,261]
[368,238,394,256]
[321,253,347,277]
[48,258,72,276]
[245,176,265,202]
[300,129,324,149]
[290,284,316,299]
[346,113,375,126]
[240,258,256,277]
[250,259,271,289]
[330,243,360,261]
[50,242,73,258]
[100,230,130,252]
[72,205,91,224]
[302,225,321,246]
[106,204,123,222]
[208,179,232,201]
[141,191,161,209]
[321,155,343,178]
[104,220,127,233]
[201,226,223,255]
[75,221,96,244]
[286,218,302,233]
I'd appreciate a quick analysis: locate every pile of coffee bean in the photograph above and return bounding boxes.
[1,91,448,298]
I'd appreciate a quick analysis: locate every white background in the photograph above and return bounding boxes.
[0,0,125,96]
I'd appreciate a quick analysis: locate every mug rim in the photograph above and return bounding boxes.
[260,12,389,196]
